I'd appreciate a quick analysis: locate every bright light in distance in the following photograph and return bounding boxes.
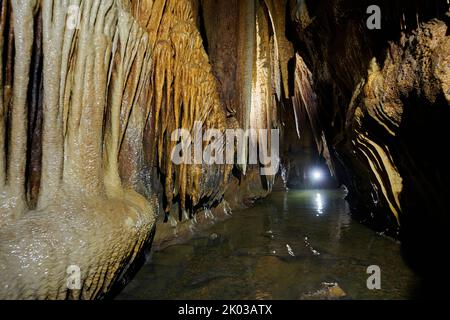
[311,168,324,182]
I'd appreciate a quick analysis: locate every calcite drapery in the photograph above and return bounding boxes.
[148,0,230,215]
[201,0,291,190]
[0,0,233,299]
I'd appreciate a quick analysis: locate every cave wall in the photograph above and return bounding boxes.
[288,0,450,276]
[201,0,293,178]
[153,0,297,248]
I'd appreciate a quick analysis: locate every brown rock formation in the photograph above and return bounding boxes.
[1,0,449,299]
[288,0,450,278]
[0,0,237,299]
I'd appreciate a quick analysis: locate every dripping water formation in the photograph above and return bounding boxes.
[0,0,449,301]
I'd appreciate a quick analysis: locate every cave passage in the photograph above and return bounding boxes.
[0,0,449,300]
[118,189,418,300]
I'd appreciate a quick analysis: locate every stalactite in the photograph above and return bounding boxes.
[236,0,256,175]
[200,0,285,190]
[5,0,37,217]
[270,35,282,102]
[27,7,43,208]
[63,0,117,196]
[0,0,7,187]
[294,54,335,176]
[38,0,72,208]
[116,21,153,191]
[0,0,158,299]
[0,0,290,299]
[200,0,239,116]
[250,4,279,188]
[148,0,230,214]
[251,7,271,132]
[104,8,152,195]
[264,0,294,99]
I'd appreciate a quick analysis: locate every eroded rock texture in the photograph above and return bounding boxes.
[288,0,450,277]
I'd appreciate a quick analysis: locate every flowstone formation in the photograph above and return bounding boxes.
[0,0,160,300]
[0,0,237,299]
[0,0,290,299]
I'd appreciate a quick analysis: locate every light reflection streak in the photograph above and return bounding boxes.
[315,192,324,215]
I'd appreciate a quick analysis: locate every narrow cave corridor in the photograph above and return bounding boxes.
[0,0,449,302]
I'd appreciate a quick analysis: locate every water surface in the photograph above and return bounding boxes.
[118,190,419,300]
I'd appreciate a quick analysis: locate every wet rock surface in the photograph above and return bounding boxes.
[301,282,347,300]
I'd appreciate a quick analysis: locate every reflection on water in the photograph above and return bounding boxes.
[315,193,324,215]
[117,190,419,300]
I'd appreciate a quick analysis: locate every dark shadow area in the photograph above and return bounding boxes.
[394,92,450,298]
[108,226,156,300]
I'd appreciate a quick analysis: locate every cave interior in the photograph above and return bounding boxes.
[0,0,449,300]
